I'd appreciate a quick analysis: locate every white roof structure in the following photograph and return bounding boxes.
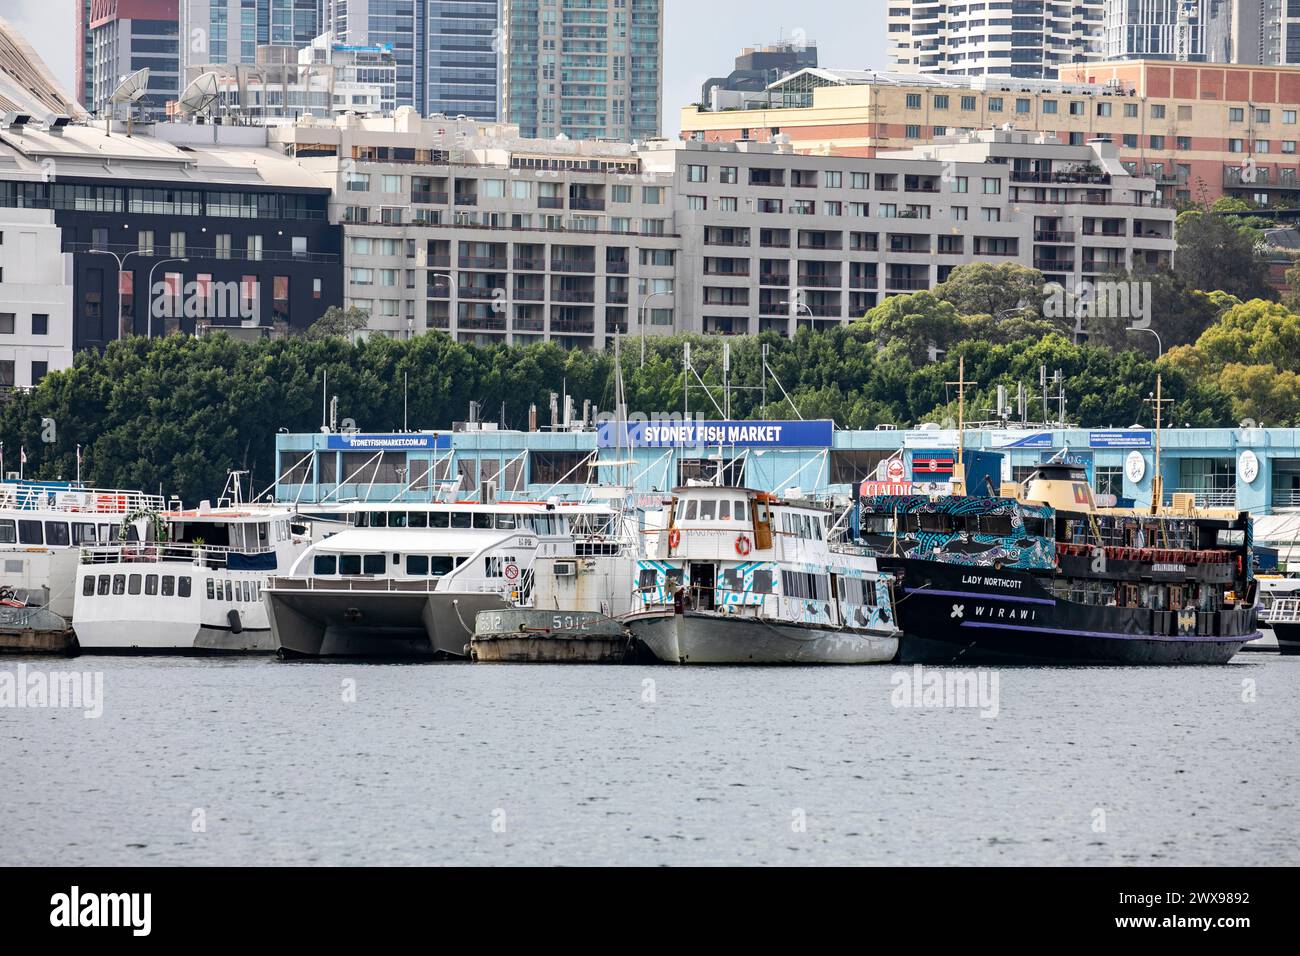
[0,16,87,121]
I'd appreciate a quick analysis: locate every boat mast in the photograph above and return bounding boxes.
[1146,374,1171,514]
[946,355,973,495]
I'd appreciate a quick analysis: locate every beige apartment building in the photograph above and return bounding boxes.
[268,111,1172,344]
[682,61,1300,206]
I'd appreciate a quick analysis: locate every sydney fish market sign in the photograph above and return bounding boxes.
[598,419,834,449]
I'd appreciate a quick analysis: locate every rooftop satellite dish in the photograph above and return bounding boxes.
[110,68,151,104]
[177,72,221,116]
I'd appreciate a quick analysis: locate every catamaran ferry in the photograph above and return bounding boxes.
[72,503,310,653]
[265,501,619,659]
[623,486,900,664]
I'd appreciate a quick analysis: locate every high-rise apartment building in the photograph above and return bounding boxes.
[181,0,322,69]
[85,0,181,121]
[500,0,663,141]
[320,0,500,120]
[889,1,1105,78]
[1103,0,1207,61]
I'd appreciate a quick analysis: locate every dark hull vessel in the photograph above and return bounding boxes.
[886,557,1259,665]
[1271,622,1300,656]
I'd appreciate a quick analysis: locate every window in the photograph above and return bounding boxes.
[952,176,968,193]
[178,576,192,598]
[824,170,842,188]
[1176,136,1191,151]
[1016,98,1030,114]
[339,555,362,576]
[145,575,158,596]
[161,576,175,596]
[906,93,921,109]
[1258,109,1271,123]
[0,313,13,334]
[97,575,110,596]
[31,313,48,335]
[720,166,738,184]
[934,94,949,110]
[0,520,14,544]
[1150,135,1164,150]
[83,576,95,597]
[362,554,386,575]
[112,574,126,595]
[1151,105,1166,119]
[982,178,1001,194]
[988,97,1003,113]
[406,555,430,576]
[44,522,70,546]
[961,95,976,111]
[1042,100,1057,115]
[1286,110,1297,125]
[905,125,920,139]
[18,520,42,545]
[1124,103,1138,118]
[1096,102,1111,117]
[686,165,707,183]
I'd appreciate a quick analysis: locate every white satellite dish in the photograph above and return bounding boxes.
[110,68,151,104]
[177,72,221,116]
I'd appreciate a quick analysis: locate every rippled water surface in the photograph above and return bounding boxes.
[3,654,1297,866]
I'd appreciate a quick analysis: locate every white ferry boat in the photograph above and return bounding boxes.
[265,501,618,659]
[72,503,310,653]
[624,487,901,664]
[0,481,159,618]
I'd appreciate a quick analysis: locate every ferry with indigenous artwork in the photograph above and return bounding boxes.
[858,462,1259,665]
[624,486,900,664]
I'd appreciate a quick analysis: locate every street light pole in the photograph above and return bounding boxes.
[147,257,189,338]
[638,290,672,367]
[86,248,144,340]
[1128,325,1163,359]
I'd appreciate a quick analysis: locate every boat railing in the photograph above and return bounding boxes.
[0,485,166,515]
[265,576,531,598]
[79,542,276,569]
[1268,597,1300,624]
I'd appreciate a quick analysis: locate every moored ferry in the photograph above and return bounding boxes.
[859,462,1259,665]
[0,481,159,618]
[624,486,900,664]
[265,500,619,659]
[73,504,309,653]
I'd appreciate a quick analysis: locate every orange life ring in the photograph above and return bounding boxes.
[735,535,752,556]
[668,528,681,550]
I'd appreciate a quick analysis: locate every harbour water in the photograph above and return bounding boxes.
[2,654,1297,866]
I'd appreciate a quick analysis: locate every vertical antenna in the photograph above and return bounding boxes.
[1145,374,1172,514]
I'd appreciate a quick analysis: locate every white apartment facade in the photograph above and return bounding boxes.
[647,131,1174,337]
[0,208,75,390]
[890,1,1106,78]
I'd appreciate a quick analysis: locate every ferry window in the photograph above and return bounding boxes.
[431,512,450,528]
[369,512,388,528]
[18,520,42,544]
[719,501,732,520]
[979,515,1014,537]
[242,581,250,602]
[128,574,142,595]
[455,557,467,568]
[406,555,430,575]
[664,568,684,590]
[719,568,741,591]
[918,513,951,533]
[179,577,192,598]
[700,500,716,520]
[82,576,95,596]
[145,575,158,596]
[161,576,175,596]
[314,555,338,575]
[206,579,215,599]
[258,523,269,543]
[430,556,455,576]
[751,570,774,593]
[390,512,408,529]
[224,581,233,602]
[473,513,494,530]
[363,554,386,575]
[409,511,429,528]
[97,575,110,595]
[0,520,13,543]
[736,501,748,522]
[497,514,517,530]
[1217,529,1245,546]
[72,523,97,544]
[638,568,659,589]
[339,555,362,576]
[675,501,686,521]
[685,500,698,520]
[1023,516,1049,538]
[44,522,70,546]
[451,513,472,529]
[99,524,111,541]
[356,512,369,528]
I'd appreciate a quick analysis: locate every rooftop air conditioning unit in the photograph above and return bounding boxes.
[554,561,578,577]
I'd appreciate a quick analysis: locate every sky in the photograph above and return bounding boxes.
[6,0,889,134]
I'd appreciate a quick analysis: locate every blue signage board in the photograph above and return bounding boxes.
[598,420,834,448]
[326,434,451,451]
[1090,430,1153,449]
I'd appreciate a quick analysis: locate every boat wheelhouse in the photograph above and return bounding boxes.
[859,462,1260,664]
[72,506,309,653]
[624,486,900,664]
[264,501,619,659]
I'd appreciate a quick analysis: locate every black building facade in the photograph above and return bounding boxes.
[0,178,343,350]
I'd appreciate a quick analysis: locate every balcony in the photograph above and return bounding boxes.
[538,196,565,209]
[1034,258,1075,272]
[570,197,605,211]
[454,194,478,206]
[1034,230,1076,243]
[1167,488,1237,509]
[885,276,929,290]
[551,259,596,274]
[514,286,546,302]
[459,317,507,332]
[606,259,630,274]
[759,272,790,287]
[552,288,596,303]
[1010,169,1112,186]
[550,320,595,334]
[513,317,545,332]
[458,286,499,300]
[459,256,508,269]
[514,257,546,271]
[411,191,448,205]
[797,275,841,288]
[427,254,451,268]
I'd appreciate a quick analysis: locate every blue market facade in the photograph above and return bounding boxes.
[274,422,1300,516]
